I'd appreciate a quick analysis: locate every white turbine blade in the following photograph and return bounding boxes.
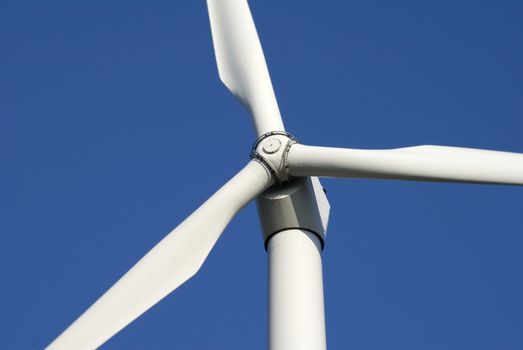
[288,144,523,185]
[47,161,273,350]
[207,0,285,136]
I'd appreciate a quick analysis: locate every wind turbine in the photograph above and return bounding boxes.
[44,1,523,349]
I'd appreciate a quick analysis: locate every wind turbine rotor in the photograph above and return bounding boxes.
[45,0,523,348]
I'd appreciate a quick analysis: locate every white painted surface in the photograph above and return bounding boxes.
[207,0,285,136]
[288,144,523,185]
[47,161,273,350]
[268,229,327,350]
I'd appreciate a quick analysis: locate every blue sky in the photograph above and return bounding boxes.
[2,1,522,349]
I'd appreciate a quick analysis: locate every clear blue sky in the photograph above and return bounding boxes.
[2,1,522,349]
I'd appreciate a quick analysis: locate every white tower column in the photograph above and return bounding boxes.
[256,176,330,350]
[268,229,326,350]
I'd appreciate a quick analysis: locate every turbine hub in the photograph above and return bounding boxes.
[250,131,297,183]
[261,138,282,154]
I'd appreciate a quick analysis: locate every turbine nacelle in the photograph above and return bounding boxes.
[257,177,330,247]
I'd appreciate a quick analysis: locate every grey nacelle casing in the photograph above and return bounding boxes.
[256,176,330,248]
